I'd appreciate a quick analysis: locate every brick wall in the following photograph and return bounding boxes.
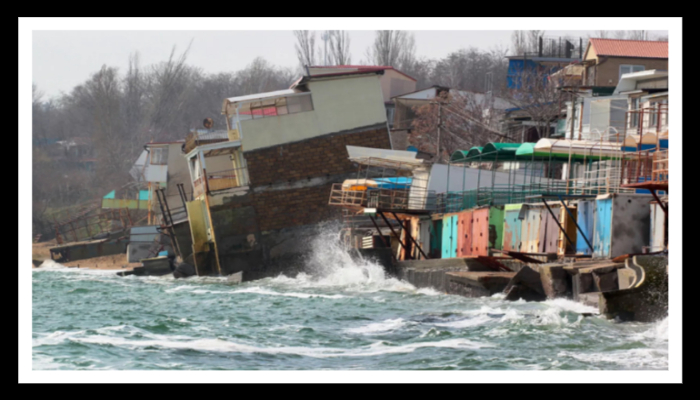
[242,124,391,232]
[244,125,391,186]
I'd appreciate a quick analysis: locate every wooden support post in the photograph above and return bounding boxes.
[391,212,429,260]
[378,211,411,259]
[541,198,575,250]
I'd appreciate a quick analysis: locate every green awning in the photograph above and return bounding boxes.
[515,143,536,157]
[450,146,482,163]
[451,142,531,163]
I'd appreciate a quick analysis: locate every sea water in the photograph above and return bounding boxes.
[32,228,668,370]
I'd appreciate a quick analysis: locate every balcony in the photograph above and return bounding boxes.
[329,182,436,213]
[193,166,248,198]
[621,149,668,191]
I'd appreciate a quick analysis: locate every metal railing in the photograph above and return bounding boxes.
[329,183,437,212]
[435,182,575,214]
[53,208,133,245]
[620,149,668,187]
[626,105,668,137]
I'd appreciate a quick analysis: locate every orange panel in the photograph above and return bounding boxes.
[457,210,473,257]
[471,207,490,256]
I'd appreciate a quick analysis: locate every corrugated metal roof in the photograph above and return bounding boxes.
[309,65,416,81]
[589,38,668,59]
[224,89,298,105]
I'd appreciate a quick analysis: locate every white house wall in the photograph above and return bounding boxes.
[239,75,388,152]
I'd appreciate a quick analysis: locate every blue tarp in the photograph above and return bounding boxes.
[139,190,149,201]
[103,190,115,199]
[372,177,413,190]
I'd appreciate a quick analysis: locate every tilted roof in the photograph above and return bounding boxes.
[588,38,668,59]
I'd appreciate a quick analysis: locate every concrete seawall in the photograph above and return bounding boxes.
[390,254,668,322]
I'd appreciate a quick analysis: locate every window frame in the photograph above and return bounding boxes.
[619,64,645,80]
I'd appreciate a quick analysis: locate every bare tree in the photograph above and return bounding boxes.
[366,30,416,70]
[145,43,200,138]
[294,30,317,68]
[626,30,648,40]
[654,33,669,41]
[409,90,508,163]
[511,30,544,55]
[328,30,351,65]
[501,65,567,140]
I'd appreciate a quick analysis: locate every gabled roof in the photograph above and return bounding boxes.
[291,69,384,89]
[587,38,668,59]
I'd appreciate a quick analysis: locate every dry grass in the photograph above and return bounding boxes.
[60,253,142,270]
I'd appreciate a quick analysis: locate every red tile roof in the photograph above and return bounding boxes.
[589,38,668,59]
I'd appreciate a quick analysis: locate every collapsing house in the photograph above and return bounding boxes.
[182,68,396,279]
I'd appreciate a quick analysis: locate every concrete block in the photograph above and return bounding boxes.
[617,268,637,290]
[446,271,515,298]
[536,264,570,299]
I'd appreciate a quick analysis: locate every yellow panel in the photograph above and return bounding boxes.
[187,199,209,253]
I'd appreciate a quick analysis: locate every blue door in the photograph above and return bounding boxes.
[594,198,612,258]
[441,215,458,258]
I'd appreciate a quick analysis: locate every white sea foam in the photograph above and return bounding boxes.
[345,318,407,334]
[69,335,492,358]
[231,286,345,299]
[34,260,117,276]
[557,348,668,370]
[434,314,494,329]
[543,298,599,314]
[630,317,669,343]
[263,223,414,294]
[164,285,197,293]
[415,288,441,296]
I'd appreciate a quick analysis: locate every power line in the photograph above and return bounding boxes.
[441,103,512,140]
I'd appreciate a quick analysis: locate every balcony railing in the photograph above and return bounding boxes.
[192,166,248,198]
[329,183,436,212]
[620,149,668,189]
[626,105,669,137]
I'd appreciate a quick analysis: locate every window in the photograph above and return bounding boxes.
[246,94,314,120]
[150,147,168,165]
[630,98,640,127]
[286,94,313,114]
[619,64,645,80]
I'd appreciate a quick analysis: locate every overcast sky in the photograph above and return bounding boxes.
[33,29,668,99]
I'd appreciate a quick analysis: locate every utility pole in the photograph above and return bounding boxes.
[436,99,442,164]
[569,92,576,140]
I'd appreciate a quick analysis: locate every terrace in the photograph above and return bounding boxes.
[328,156,436,213]
[186,140,249,199]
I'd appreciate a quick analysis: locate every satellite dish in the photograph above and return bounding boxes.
[203,118,214,129]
